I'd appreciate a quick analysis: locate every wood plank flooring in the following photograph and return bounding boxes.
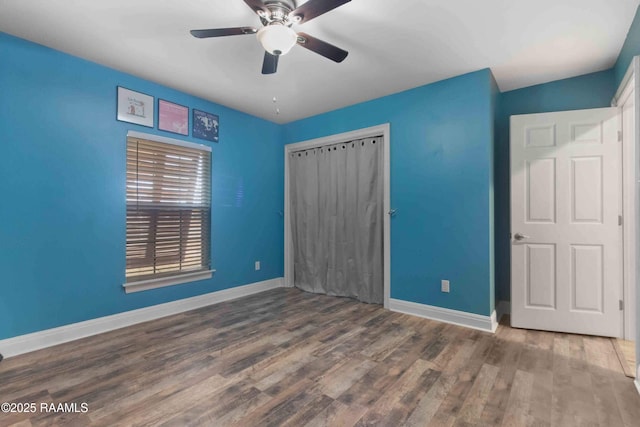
[613,339,636,378]
[1,288,639,426]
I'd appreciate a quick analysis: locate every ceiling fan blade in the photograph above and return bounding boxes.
[289,0,351,24]
[190,27,257,38]
[243,0,269,15]
[262,52,279,74]
[296,32,348,63]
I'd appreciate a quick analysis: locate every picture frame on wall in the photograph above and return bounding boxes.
[116,86,154,128]
[158,99,189,136]
[193,109,219,142]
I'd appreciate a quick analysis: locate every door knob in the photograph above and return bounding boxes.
[514,233,530,241]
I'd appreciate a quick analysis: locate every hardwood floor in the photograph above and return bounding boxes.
[1,288,639,426]
[613,339,636,378]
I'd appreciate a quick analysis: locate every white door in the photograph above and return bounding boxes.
[511,108,622,337]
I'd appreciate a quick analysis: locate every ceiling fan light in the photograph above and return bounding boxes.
[257,25,297,56]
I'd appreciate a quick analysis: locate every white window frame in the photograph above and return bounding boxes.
[122,131,215,294]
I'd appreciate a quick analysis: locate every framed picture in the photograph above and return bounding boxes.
[158,99,189,135]
[117,86,154,128]
[193,109,219,142]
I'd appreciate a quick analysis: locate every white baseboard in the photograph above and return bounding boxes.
[282,278,294,288]
[0,277,284,359]
[496,300,511,323]
[389,298,498,333]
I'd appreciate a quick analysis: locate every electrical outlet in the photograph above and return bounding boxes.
[441,280,450,293]
[255,261,261,271]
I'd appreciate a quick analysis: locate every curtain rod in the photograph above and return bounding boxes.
[288,134,383,155]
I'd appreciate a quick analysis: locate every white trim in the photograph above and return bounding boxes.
[284,124,391,308]
[383,124,391,309]
[0,278,283,358]
[612,57,639,341]
[612,59,637,107]
[496,300,511,323]
[491,311,498,332]
[284,138,293,288]
[389,298,498,333]
[127,130,212,152]
[635,379,640,397]
[123,269,215,293]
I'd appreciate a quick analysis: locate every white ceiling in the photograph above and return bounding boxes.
[1,0,638,123]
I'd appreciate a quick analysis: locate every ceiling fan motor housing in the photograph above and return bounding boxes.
[259,0,298,26]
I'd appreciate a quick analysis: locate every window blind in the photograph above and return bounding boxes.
[126,136,211,283]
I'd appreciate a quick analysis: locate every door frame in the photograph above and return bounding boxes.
[283,123,391,308]
[611,56,639,341]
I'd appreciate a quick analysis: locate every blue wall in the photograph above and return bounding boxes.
[615,6,640,87]
[4,6,638,341]
[0,32,284,340]
[494,70,616,302]
[283,69,495,316]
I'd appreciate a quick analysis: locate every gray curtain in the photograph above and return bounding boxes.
[289,136,384,304]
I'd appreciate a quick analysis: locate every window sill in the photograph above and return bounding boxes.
[122,270,215,294]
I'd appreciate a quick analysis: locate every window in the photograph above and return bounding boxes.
[124,132,212,293]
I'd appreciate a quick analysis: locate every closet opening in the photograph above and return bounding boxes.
[284,124,391,307]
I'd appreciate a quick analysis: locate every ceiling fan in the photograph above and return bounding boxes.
[190,0,351,74]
